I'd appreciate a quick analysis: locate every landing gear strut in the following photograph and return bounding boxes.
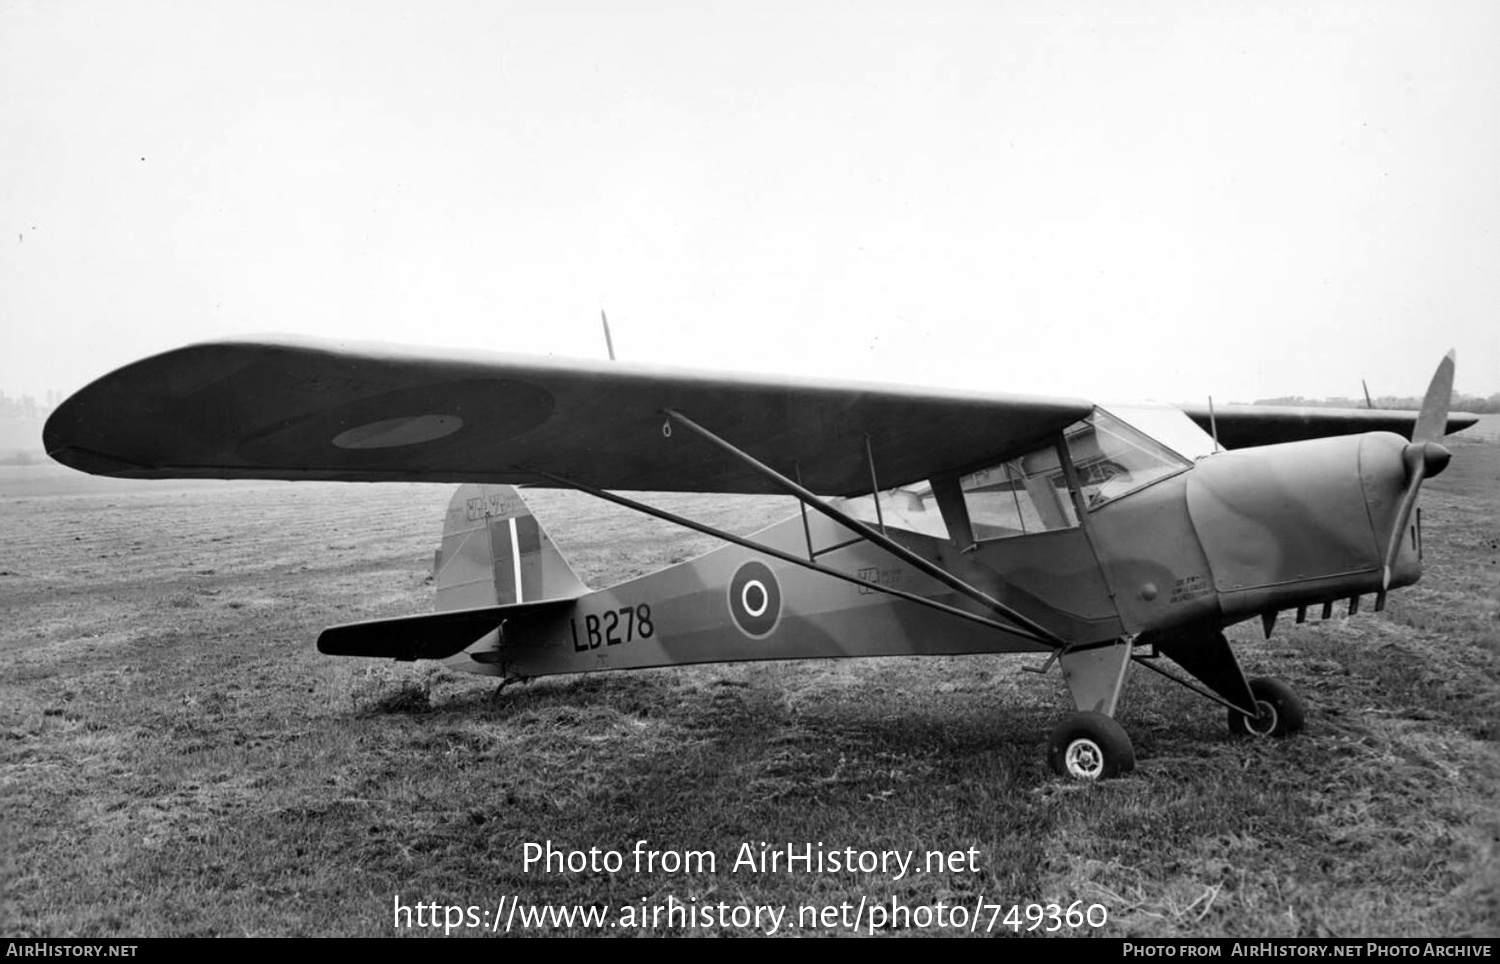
[1049,640,1136,780]
[1138,628,1309,742]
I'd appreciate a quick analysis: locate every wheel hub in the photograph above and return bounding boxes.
[1248,699,1278,736]
[1065,738,1105,779]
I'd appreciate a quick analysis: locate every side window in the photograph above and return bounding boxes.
[840,486,950,539]
[960,443,1079,541]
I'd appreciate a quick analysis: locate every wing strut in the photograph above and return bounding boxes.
[661,408,1069,649]
[525,466,1053,646]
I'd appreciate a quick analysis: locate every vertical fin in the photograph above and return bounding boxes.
[434,485,588,612]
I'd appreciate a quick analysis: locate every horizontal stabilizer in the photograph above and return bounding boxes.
[317,598,577,660]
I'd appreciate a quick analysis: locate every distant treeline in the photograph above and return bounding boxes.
[0,390,59,421]
[1254,392,1500,414]
[1,390,57,463]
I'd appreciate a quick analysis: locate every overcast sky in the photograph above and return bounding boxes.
[3,0,1497,408]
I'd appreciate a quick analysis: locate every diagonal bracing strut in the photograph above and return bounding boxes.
[661,408,1068,649]
[524,466,1054,647]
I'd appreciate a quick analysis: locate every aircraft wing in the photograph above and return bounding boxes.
[44,337,1094,496]
[1180,404,1478,449]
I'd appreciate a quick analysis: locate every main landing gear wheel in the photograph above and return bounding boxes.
[1048,711,1135,780]
[1227,677,1306,738]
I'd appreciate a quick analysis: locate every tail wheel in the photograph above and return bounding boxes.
[1227,677,1306,738]
[1048,711,1135,780]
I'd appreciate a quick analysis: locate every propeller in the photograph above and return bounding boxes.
[1381,350,1455,590]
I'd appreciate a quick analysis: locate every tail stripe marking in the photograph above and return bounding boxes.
[510,516,524,604]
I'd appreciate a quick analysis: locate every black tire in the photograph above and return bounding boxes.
[1227,677,1306,738]
[1048,711,1135,780]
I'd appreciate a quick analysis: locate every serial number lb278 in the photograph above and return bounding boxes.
[570,604,655,651]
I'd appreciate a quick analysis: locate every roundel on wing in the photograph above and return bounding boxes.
[235,378,554,468]
[728,560,781,639]
[331,414,464,449]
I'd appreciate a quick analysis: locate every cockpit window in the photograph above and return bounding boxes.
[1064,409,1191,508]
[960,443,1079,540]
[960,409,1192,541]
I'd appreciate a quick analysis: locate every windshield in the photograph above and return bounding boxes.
[1065,409,1192,508]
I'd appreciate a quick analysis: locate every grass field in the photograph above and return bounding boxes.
[2,424,1497,937]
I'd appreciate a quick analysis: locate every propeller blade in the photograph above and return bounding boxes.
[1382,446,1426,589]
[1411,349,1455,444]
[1381,351,1457,588]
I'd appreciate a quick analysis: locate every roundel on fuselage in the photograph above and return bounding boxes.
[728,560,781,639]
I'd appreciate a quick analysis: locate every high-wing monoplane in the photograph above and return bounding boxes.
[43,340,1475,779]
